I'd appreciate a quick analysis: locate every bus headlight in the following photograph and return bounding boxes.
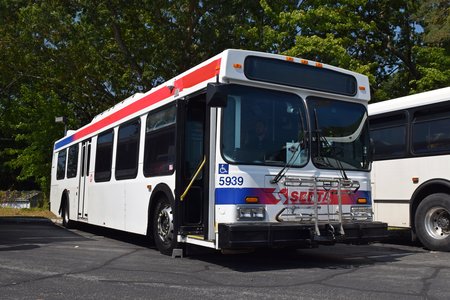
[350,206,373,220]
[237,206,265,221]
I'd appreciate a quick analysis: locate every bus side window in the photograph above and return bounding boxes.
[144,105,176,177]
[67,144,79,178]
[94,129,114,182]
[412,107,450,154]
[369,113,407,160]
[116,118,141,180]
[56,149,67,180]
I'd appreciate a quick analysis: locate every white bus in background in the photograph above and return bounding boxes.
[50,49,387,256]
[369,87,450,251]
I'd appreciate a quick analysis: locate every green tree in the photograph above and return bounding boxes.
[5,87,68,196]
[409,0,450,93]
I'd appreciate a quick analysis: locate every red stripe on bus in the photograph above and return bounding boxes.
[72,58,221,142]
[174,58,221,91]
[73,86,171,140]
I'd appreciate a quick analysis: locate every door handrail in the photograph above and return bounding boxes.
[180,156,206,201]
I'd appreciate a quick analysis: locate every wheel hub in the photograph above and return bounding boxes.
[425,207,450,239]
[436,212,450,230]
[157,205,173,244]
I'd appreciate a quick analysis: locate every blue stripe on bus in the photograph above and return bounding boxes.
[215,187,279,205]
[54,135,74,150]
[215,187,371,205]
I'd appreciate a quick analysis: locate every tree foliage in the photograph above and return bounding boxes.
[0,0,449,199]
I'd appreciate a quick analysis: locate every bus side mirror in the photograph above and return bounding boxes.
[364,139,374,168]
[206,83,228,107]
[369,138,375,163]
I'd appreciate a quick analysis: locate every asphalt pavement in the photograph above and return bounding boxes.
[1,217,449,299]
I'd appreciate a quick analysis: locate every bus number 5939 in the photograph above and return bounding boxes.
[219,176,244,186]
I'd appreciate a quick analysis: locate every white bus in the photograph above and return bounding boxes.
[369,87,450,251]
[50,49,386,255]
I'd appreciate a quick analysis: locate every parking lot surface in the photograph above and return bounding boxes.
[1,217,449,299]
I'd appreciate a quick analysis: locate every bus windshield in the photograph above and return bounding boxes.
[308,96,370,171]
[220,86,370,171]
[221,86,308,166]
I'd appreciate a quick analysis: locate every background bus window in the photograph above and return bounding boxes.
[66,144,79,178]
[369,113,407,160]
[116,118,140,180]
[412,108,450,155]
[56,149,67,180]
[94,129,114,182]
[144,105,176,177]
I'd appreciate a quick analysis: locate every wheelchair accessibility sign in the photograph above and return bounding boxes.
[218,164,229,174]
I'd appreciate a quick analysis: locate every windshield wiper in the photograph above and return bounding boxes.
[271,143,301,184]
[313,109,348,180]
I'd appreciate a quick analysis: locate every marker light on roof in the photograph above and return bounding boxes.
[285,56,294,62]
[301,59,309,64]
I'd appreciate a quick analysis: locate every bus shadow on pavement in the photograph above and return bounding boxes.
[0,217,90,251]
[62,221,426,272]
[69,221,154,248]
[186,242,424,272]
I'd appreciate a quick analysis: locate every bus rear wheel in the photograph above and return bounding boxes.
[153,197,177,255]
[62,199,72,229]
[415,193,450,251]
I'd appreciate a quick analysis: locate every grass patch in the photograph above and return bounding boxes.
[0,207,58,219]
[388,227,409,231]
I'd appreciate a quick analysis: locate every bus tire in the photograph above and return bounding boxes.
[415,193,450,251]
[61,199,73,229]
[153,197,177,255]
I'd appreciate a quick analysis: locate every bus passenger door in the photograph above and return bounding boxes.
[177,95,208,236]
[78,139,91,220]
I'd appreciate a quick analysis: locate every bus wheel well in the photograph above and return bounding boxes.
[147,184,174,239]
[411,179,450,231]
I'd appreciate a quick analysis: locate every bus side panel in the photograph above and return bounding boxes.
[87,180,124,230]
[372,156,450,227]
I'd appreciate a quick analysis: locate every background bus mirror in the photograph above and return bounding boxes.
[206,83,228,107]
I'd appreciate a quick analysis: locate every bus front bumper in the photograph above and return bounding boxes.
[218,221,388,249]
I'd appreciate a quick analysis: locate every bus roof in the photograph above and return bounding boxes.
[54,49,370,151]
[368,87,450,116]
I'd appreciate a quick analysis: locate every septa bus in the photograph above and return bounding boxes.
[50,49,387,255]
[369,87,450,251]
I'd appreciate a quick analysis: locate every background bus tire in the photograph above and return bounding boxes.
[415,193,450,251]
[153,197,178,255]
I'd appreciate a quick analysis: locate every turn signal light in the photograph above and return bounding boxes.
[233,63,242,69]
[245,197,259,204]
[357,198,367,204]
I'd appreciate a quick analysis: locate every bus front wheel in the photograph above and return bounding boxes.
[153,197,177,255]
[415,193,450,251]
